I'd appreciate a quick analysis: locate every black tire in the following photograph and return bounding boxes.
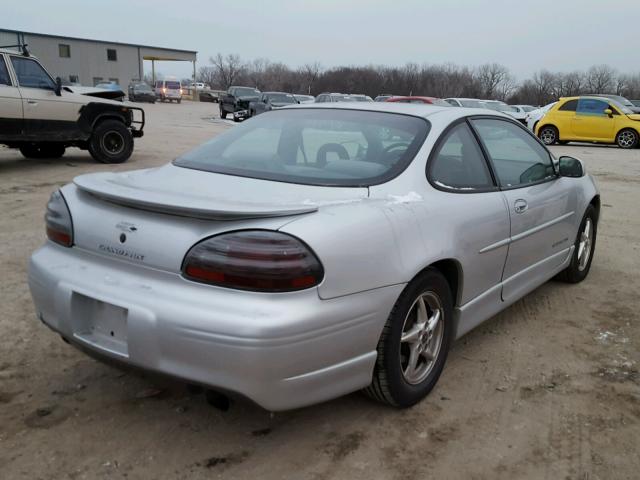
[556,204,597,283]
[177,99,181,104]
[19,143,65,159]
[364,268,454,408]
[220,107,227,119]
[538,125,558,145]
[615,128,638,149]
[88,120,134,164]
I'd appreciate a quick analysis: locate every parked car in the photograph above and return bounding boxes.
[190,82,209,90]
[219,86,261,121]
[315,93,353,103]
[526,102,556,131]
[509,105,536,124]
[374,94,395,102]
[348,94,374,102]
[154,79,182,103]
[199,91,219,102]
[444,98,488,108]
[536,96,640,148]
[386,96,451,106]
[584,94,640,114]
[128,82,156,103]
[0,47,144,163]
[294,94,315,104]
[631,100,640,108]
[29,102,599,411]
[249,92,298,117]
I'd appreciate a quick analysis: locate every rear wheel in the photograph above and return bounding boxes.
[539,125,558,145]
[219,107,227,119]
[364,268,453,407]
[616,128,638,149]
[19,143,65,159]
[177,98,181,104]
[556,205,597,283]
[88,120,133,164]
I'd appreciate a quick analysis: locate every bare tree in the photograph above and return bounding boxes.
[299,62,322,94]
[196,66,217,87]
[210,53,244,90]
[476,63,510,99]
[585,64,616,94]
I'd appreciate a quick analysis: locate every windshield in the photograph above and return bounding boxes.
[235,87,260,97]
[267,93,296,103]
[459,99,484,108]
[134,84,152,91]
[174,109,430,187]
[610,100,633,115]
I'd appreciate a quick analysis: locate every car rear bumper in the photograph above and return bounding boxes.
[28,243,403,410]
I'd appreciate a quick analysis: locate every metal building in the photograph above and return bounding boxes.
[0,28,197,88]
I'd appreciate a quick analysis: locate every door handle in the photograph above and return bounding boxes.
[27,100,38,105]
[514,199,528,214]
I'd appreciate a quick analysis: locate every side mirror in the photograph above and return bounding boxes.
[54,77,62,96]
[604,109,613,118]
[558,156,584,178]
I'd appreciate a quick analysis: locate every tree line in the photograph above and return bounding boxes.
[196,53,640,106]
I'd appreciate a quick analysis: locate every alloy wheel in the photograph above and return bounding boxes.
[577,218,593,272]
[400,291,444,385]
[540,128,556,145]
[617,130,637,148]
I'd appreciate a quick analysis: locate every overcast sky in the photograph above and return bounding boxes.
[3,0,637,80]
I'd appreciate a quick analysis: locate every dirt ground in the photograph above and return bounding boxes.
[1,102,639,480]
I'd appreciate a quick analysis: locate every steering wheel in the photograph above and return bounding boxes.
[316,143,350,167]
[383,142,410,154]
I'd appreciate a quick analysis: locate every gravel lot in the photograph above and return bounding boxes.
[1,101,639,480]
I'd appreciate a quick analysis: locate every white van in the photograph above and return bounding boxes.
[154,80,182,103]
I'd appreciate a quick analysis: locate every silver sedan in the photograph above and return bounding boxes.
[29,103,600,410]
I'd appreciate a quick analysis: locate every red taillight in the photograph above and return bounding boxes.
[182,230,324,292]
[45,190,73,247]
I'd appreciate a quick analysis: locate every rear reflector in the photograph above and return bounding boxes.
[182,230,324,292]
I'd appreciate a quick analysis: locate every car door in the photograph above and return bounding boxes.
[0,53,23,140]
[571,98,615,141]
[471,117,578,303]
[10,55,82,141]
[425,120,510,335]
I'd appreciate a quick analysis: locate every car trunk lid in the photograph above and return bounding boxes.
[66,164,368,272]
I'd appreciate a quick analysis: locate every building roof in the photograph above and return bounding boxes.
[0,28,197,54]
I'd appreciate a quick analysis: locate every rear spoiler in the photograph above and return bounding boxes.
[73,173,318,221]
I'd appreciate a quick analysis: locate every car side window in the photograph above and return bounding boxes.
[10,57,55,90]
[0,57,11,86]
[559,99,578,111]
[428,122,495,191]
[577,98,609,116]
[608,104,620,115]
[471,119,555,188]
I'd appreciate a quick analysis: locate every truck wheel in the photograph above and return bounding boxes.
[88,120,134,164]
[177,99,182,104]
[19,143,66,159]
[220,107,227,119]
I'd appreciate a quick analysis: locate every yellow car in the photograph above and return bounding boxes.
[535,96,640,149]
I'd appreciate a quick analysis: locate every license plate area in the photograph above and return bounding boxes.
[71,293,129,357]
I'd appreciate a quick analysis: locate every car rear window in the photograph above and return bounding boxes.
[166,81,180,89]
[174,109,430,187]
